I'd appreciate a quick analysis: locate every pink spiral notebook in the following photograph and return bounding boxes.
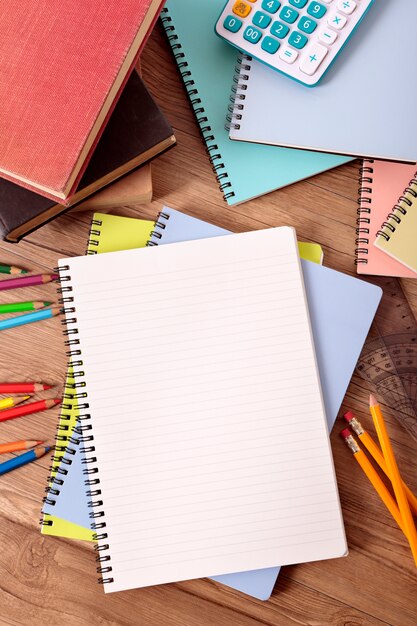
[356,160,417,277]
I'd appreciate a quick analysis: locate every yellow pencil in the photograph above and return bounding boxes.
[370,394,417,567]
[0,395,31,411]
[344,410,417,517]
[341,429,406,534]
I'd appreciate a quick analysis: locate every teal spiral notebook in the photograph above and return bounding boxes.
[43,208,381,600]
[161,0,351,205]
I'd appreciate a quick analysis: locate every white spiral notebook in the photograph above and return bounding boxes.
[59,227,346,593]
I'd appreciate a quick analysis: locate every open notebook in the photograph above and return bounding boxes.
[59,227,347,592]
[44,208,382,599]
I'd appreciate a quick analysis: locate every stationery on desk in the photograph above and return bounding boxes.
[162,0,351,206]
[42,208,382,600]
[57,226,348,593]
[356,160,417,277]
[374,174,417,274]
[228,0,417,163]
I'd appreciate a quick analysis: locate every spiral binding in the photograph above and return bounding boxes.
[355,159,374,265]
[161,7,235,201]
[146,211,170,246]
[41,221,104,528]
[86,219,103,254]
[46,263,114,584]
[225,54,252,132]
[376,176,417,242]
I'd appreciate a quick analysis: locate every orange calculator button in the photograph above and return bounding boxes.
[233,1,252,18]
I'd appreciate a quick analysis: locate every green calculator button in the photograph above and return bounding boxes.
[279,6,299,23]
[298,15,317,33]
[288,30,308,48]
[243,25,263,44]
[270,20,290,38]
[289,0,307,7]
[224,15,243,33]
[307,2,327,18]
[253,10,272,28]
[261,36,280,54]
[262,0,281,13]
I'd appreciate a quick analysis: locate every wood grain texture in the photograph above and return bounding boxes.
[0,22,416,626]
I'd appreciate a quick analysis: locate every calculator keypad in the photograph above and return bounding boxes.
[216,0,374,86]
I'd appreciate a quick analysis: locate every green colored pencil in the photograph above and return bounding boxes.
[0,264,28,275]
[0,301,52,314]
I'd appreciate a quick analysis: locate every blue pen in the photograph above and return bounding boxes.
[0,446,52,476]
[0,306,60,331]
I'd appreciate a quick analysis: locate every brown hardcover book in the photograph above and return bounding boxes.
[71,164,153,213]
[0,71,175,242]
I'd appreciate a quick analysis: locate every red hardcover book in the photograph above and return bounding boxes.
[0,0,164,203]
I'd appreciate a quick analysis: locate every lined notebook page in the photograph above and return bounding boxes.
[60,227,346,593]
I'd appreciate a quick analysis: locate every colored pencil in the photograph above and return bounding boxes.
[0,273,59,292]
[0,306,61,332]
[370,394,417,567]
[0,301,52,314]
[344,410,417,516]
[0,398,61,423]
[0,383,52,393]
[341,429,406,534]
[0,440,43,454]
[0,395,31,411]
[0,446,52,476]
[0,264,28,275]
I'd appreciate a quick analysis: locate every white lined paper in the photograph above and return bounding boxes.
[60,227,346,593]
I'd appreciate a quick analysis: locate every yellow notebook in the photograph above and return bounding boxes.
[374,175,417,273]
[41,211,323,541]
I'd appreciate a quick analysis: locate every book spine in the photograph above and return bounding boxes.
[226,55,252,133]
[355,159,374,266]
[160,8,235,202]
[53,263,113,585]
[146,210,171,246]
[376,177,417,242]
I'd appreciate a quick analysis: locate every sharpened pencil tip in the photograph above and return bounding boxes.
[369,394,378,407]
[35,440,44,446]
[43,385,53,390]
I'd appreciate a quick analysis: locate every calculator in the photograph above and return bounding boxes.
[215,0,375,86]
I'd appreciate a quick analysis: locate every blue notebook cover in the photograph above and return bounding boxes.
[44,208,381,600]
[161,0,351,205]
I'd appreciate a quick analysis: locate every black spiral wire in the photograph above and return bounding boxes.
[160,8,235,201]
[376,175,417,242]
[355,159,374,264]
[225,54,252,132]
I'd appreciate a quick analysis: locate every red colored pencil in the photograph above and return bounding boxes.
[0,398,61,423]
[0,383,53,393]
[0,273,59,292]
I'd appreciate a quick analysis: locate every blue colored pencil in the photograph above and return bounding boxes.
[0,446,52,476]
[0,306,60,331]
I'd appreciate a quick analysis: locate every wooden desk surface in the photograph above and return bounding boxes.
[0,24,416,626]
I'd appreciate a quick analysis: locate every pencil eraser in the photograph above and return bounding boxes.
[340,428,352,440]
[343,411,355,422]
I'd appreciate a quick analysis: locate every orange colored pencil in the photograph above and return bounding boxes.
[370,394,417,567]
[344,410,417,517]
[0,440,43,454]
[0,398,61,423]
[341,429,406,534]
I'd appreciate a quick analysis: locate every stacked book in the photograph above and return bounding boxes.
[0,0,175,242]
